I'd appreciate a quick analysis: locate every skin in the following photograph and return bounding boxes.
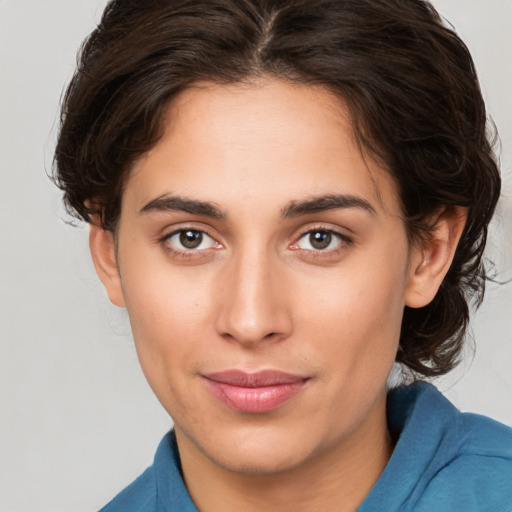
[90,79,466,512]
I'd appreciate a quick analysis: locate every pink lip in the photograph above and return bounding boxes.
[202,370,309,413]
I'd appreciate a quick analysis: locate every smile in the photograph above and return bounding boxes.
[202,370,309,413]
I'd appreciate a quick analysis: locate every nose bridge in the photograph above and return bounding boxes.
[215,242,291,346]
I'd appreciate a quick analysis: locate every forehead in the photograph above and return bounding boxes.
[125,79,401,216]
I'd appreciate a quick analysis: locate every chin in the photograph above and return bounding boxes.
[191,421,320,476]
[209,445,309,475]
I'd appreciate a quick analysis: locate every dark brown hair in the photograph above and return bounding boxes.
[54,0,501,377]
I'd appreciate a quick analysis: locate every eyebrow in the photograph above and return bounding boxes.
[280,194,376,218]
[139,195,226,219]
[139,193,376,220]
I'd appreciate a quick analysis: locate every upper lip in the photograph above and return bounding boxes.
[203,370,308,388]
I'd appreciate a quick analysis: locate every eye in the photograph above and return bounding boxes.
[165,229,218,251]
[293,229,349,251]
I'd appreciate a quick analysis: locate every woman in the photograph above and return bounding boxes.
[53,0,512,510]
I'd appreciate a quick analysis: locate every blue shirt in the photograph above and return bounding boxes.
[99,382,512,511]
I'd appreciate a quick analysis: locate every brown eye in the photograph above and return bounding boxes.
[293,229,351,253]
[309,231,332,250]
[179,230,203,249]
[162,228,220,256]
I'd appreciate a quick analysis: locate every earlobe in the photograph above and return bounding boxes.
[405,206,467,309]
[89,222,126,308]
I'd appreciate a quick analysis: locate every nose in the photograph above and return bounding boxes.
[214,247,293,347]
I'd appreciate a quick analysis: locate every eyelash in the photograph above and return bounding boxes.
[159,226,221,259]
[290,227,353,256]
[158,225,353,259]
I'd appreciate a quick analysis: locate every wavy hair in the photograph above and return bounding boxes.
[54,0,501,377]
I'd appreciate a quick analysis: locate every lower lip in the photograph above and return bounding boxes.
[204,379,307,413]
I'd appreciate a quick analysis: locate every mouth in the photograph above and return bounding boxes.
[202,369,309,413]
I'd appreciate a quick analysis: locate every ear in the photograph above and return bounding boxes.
[89,221,126,308]
[405,206,467,308]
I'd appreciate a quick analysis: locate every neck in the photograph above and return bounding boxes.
[176,391,393,512]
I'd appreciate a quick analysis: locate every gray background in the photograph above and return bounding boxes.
[0,0,511,510]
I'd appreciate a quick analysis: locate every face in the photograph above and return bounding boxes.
[95,79,424,474]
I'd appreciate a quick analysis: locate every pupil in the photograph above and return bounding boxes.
[310,231,331,250]
[180,230,202,249]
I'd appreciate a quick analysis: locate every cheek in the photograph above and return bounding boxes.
[297,239,409,372]
[118,253,215,386]
[120,237,210,326]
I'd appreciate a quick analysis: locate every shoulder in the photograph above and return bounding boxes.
[421,411,512,511]
[387,381,512,452]
[360,382,512,512]
[457,409,512,457]
[98,431,198,512]
[400,383,512,510]
[99,466,156,512]
[400,381,512,457]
